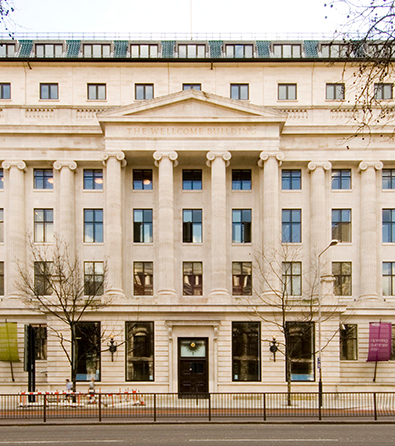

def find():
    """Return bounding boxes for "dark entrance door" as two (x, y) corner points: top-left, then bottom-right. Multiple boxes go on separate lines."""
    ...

(178, 338), (208, 395)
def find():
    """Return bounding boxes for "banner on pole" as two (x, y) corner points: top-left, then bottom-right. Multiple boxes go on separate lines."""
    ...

(367, 322), (392, 362)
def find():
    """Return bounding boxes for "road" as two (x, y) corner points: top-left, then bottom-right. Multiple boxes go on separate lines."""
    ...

(0, 424), (394, 445)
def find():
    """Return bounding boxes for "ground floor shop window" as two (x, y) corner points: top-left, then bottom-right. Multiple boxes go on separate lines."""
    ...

(74, 322), (101, 381)
(126, 322), (154, 381)
(286, 321), (315, 381)
(340, 324), (358, 360)
(232, 322), (261, 381)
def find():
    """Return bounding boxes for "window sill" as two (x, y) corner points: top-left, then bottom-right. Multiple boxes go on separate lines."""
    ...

(87, 99), (108, 102)
(33, 242), (54, 246)
(182, 242), (203, 246)
(132, 242), (154, 246)
(83, 242), (104, 246)
(335, 242), (352, 246)
(38, 99), (60, 102)
(281, 189), (302, 192)
(281, 242), (302, 246)
(83, 189), (104, 193)
(33, 189), (54, 192)
(232, 189), (252, 192)
(232, 242), (253, 246)
(277, 99), (298, 102)
(0, 99), (11, 102)
(182, 189), (203, 193)
(382, 189), (395, 192)
(132, 189), (153, 192)
(331, 189), (352, 192)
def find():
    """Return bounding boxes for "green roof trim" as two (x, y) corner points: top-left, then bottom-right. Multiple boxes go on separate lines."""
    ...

(114, 40), (128, 58)
(161, 41), (175, 58)
(66, 40), (81, 58)
(256, 41), (271, 58)
(209, 41), (223, 58)
(18, 40), (33, 58)
(304, 40), (319, 58)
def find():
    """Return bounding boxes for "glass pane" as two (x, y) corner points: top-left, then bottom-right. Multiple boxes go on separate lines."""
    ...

(84, 45), (92, 57)
(240, 85), (248, 100)
(102, 45), (110, 57)
(193, 224), (202, 243)
(180, 340), (206, 357)
(288, 85), (296, 100)
(273, 45), (282, 57)
(283, 45), (292, 57)
(36, 45), (44, 57)
(231, 85), (239, 99)
(98, 85), (106, 100)
(292, 45), (301, 57)
(187, 45), (196, 58)
(41, 84), (49, 99)
(55, 45), (63, 57)
(45, 44), (54, 58)
(245, 45), (253, 57)
(140, 45), (149, 57)
(278, 85), (287, 100)
(92, 45), (101, 57)
(131, 45), (139, 57)
(226, 45), (234, 57)
(88, 85), (96, 100)
(235, 45), (244, 58)
(146, 85), (153, 99)
(50, 84), (58, 99)
(179, 45), (186, 58)
(150, 45), (157, 57)
(197, 45), (205, 57)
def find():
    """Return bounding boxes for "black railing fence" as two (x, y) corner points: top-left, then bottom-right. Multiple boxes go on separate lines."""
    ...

(1, 391), (394, 422)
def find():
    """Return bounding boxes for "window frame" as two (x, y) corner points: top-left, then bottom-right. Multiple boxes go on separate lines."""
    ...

(35, 43), (63, 58)
(183, 261), (203, 296)
(281, 169), (301, 190)
(34, 261), (52, 295)
(182, 84), (201, 91)
(332, 209), (352, 243)
(232, 169), (252, 191)
(34, 209), (54, 243)
(83, 209), (103, 243)
(130, 44), (158, 58)
(135, 84), (154, 100)
(182, 169), (202, 191)
(83, 44), (110, 58)
(331, 169), (351, 190)
(273, 44), (301, 58)
(326, 83), (345, 100)
(34, 169), (53, 190)
(332, 261), (352, 296)
(133, 169), (153, 190)
(133, 261), (153, 296)
(83, 169), (103, 190)
(183, 209), (203, 243)
(133, 209), (153, 243)
(84, 261), (104, 296)
(232, 321), (261, 382)
(40, 83), (59, 100)
(125, 321), (154, 381)
(232, 261), (252, 296)
(230, 84), (249, 100)
(232, 209), (252, 243)
(87, 83), (106, 101)
(0, 83), (10, 99)
(74, 321), (101, 382)
(340, 324), (358, 360)
(0, 43), (15, 57)
(282, 261), (302, 296)
(278, 83), (297, 100)
(178, 44), (206, 58)
(285, 321), (315, 382)
(383, 262), (395, 296)
(374, 83), (393, 100)
(225, 44), (254, 58)
(33, 324), (47, 360)
(282, 209), (301, 243)
(383, 209), (395, 243)
(382, 169), (395, 189)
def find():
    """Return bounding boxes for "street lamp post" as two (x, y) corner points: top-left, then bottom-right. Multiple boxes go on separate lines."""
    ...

(317, 239), (338, 407)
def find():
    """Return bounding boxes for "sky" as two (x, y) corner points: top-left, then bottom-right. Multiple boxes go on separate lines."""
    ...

(6, 0), (348, 39)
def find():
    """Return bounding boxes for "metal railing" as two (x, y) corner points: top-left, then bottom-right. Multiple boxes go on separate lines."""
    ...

(0, 391), (394, 422)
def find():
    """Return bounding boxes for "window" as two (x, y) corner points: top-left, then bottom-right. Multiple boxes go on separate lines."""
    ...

(87, 84), (106, 100)
(0, 44), (15, 57)
(0, 83), (10, 99)
(178, 44), (206, 58)
(135, 84), (154, 100)
(232, 170), (251, 190)
(326, 83), (345, 100)
(340, 324), (358, 360)
(34, 261), (52, 295)
(282, 209), (301, 243)
(232, 262), (252, 296)
(383, 209), (395, 243)
(133, 262), (153, 296)
(332, 209), (351, 243)
(182, 84), (201, 91)
(331, 169), (351, 190)
(84, 209), (103, 243)
(133, 209), (153, 243)
(282, 170), (301, 190)
(84, 262), (104, 296)
(35, 44), (63, 58)
(273, 44), (301, 58)
(33, 325), (47, 360)
(382, 169), (395, 189)
(230, 84), (249, 100)
(83, 169), (103, 190)
(383, 262), (395, 296)
(126, 322), (154, 381)
(232, 322), (261, 381)
(75, 322), (101, 381)
(40, 83), (58, 100)
(34, 169), (53, 190)
(183, 262), (203, 296)
(0, 262), (3, 296)
(332, 262), (352, 296)
(133, 169), (152, 190)
(286, 322), (314, 381)
(0, 169), (3, 189)
(321, 44), (353, 58)
(374, 83), (393, 100)
(183, 209), (202, 243)
(0, 208), (3, 243)
(232, 209), (251, 243)
(278, 84), (297, 100)
(282, 262), (302, 296)
(131, 44), (158, 58)
(226, 44), (253, 58)
(83, 44), (110, 58)
(183, 170), (202, 190)
(34, 209), (54, 243)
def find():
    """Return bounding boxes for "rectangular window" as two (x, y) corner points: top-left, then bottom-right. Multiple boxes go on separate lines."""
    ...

(382, 169), (395, 189)
(126, 321), (154, 381)
(133, 169), (153, 190)
(282, 169), (301, 190)
(278, 84), (297, 100)
(84, 209), (103, 243)
(282, 262), (302, 296)
(34, 261), (52, 295)
(182, 169), (202, 190)
(0, 169), (3, 189)
(383, 209), (395, 242)
(34, 209), (54, 243)
(226, 44), (253, 58)
(282, 209), (301, 243)
(232, 169), (251, 190)
(131, 44), (158, 58)
(183, 262), (203, 296)
(133, 209), (153, 243)
(230, 84), (249, 100)
(332, 262), (352, 296)
(133, 262), (153, 296)
(0, 44), (15, 57)
(83, 44), (110, 58)
(135, 84), (154, 100)
(84, 261), (104, 296)
(35, 44), (63, 58)
(0, 208), (4, 243)
(83, 169), (103, 190)
(273, 44), (301, 58)
(0, 262), (4, 296)
(232, 262), (252, 296)
(232, 209), (251, 243)
(40, 83), (58, 100)
(34, 169), (53, 190)
(182, 84), (201, 91)
(183, 209), (202, 243)
(374, 83), (393, 100)
(383, 262), (395, 296)
(232, 322), (260, 381)
(321, 44), (352, 58)
(286, 322), (314, 382)
(0, 83), (10, 99)
(33, 325), (47, 360)
(75, 322), (101, 381)
(332, 209), (351, 243)
(326, 83), (345, 100)
(340, 324), (358, 360)
(331, 169), (351, 190)
(87, 84), (106, 100)
(178, 44), (206, 58)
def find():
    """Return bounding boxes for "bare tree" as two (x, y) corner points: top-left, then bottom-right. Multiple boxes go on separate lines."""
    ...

(0, 0), (14, 36)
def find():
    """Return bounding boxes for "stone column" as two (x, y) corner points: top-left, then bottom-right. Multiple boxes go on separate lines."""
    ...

(102, 152), (126, 296)
(153, 151), (178, 297)
(358, 161), (383, 300)
(206, 151), (231, 297)
(53, 161), (77, 253)
(2, 160), (26, 300)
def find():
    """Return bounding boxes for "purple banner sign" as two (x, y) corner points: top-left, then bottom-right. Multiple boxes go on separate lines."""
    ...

(367, 322), (392, 362)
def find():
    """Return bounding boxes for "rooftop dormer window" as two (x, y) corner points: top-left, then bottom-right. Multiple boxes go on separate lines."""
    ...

(35, 44), (63, 58)
(321, 44), (353, 58)
(83, 44), (111, 58)
(0, 43), (15, 57)
(131, 44), (158, 58)
(273, 44), (301, 58)
(225, 44), (253, 58)
(178, 44), (206, 58)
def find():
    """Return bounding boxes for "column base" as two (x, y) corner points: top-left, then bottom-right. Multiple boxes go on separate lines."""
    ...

(358, 293), (383, 302)
(0, 294), (24, 308)
(209, 288), (230, 299)
(157, 289), (177, 297)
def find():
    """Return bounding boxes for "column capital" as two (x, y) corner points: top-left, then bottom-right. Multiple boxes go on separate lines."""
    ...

(101, 151), (127, 167)
(358, 160), (383, 172)
(206, 151), (231, 167)
(2, 160), (26, 171)
(53, 160), (77, 171)
(258, 151), (284, 167)
(153, 151), (178, 167)
(307, 161), (332, 172)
